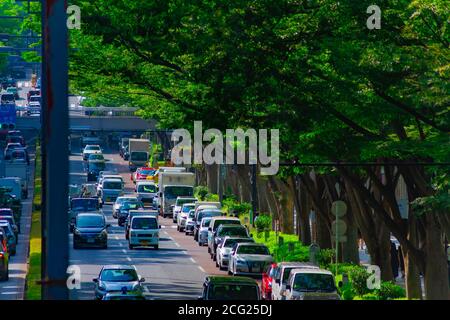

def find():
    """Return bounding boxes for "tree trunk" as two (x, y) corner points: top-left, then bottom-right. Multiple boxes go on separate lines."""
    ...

(424, 213), (449, 300)
(206, 164), (218, 194)
(298, 182), (312, 245)
(405, 214), (422, 299)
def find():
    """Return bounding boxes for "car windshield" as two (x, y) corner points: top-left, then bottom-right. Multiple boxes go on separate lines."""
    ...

(71, 199), (98, 211)
(182, 205), (195, 213)
(292, 273), (336, 292)
(237, 245), (269, 255)
(89, 154), (104, 160)
(213, 220), (240, 231)
(116, 198), (137, 204)
(164, 186), (193, 199)
(224, 238), (254, 248)
(201, 219), (212, 227)
(101, 269), (138, 282)
(218, 227), (247, 237)
(130, 152), (147, 161)
(103, 181), (122, 189)
(176, 198), (196, 206)
(123, 202), (143, 210)
(85, 146), (100, 151)
(137, 184), (157, 193)
(89, 162), (105, 170)
(76, 215), (104, 228)
(139, 169), (155, 175)
(198, 211), (222, 222)
(132, 217), (157, 229)
(208, 284), (258, 300)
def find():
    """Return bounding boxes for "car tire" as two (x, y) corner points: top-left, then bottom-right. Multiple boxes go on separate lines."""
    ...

(177, 225), (180, 231)
(198, 241), (202, 247)
(208, 247), (211, 254)
(154, 245), (159, 250)
(215, 259), (219, 268)
(212, 254), (216, 261)
(228, 269), (232, 276)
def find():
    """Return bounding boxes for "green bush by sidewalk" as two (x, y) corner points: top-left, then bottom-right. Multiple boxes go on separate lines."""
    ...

(25, 145), (42, 300)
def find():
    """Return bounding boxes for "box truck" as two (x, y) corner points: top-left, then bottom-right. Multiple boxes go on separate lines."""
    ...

(128, 139), (150, 171)
(158, 171), (195, 218)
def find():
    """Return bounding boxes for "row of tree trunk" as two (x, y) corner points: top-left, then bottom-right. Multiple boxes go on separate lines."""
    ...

(195, 163), (449, 300)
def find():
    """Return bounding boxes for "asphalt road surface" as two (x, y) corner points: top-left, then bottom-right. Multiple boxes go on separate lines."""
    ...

(68, 141), (228, 300)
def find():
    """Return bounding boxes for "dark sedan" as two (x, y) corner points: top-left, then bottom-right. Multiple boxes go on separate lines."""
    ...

(73, 213), (110, 249)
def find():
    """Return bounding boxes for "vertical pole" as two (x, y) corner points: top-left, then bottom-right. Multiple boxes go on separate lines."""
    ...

(251, 164), (258, 227)
(41, 0), (69, 300)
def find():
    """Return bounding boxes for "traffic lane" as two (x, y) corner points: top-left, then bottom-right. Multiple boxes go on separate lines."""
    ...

(68, 148), (205, 300)
(69, 204), (205, 300)
(0, 145), (35, 300)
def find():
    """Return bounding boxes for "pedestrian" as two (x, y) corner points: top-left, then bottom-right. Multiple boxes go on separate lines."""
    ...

(390, 240), (399, 279)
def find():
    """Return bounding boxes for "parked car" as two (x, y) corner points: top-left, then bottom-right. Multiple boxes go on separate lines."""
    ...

(197, 217), (212, 246)
(82, 144), (102, 161)
(125, 210), (157, 240)
(0, 215), (19, 237)
(228, 243), (273, 277)
(211, 224), (250, 261)
(118, 200), (144, 227)
(93, 265), (145, 300)
(0, 230), (9, 281)
(198, 276), (261, 300)
(176, 203), (197, 232)
(271, 262), (320, 300)
(112, 196), (139, 219)
(193, 208), (224, 242)
(184, 209), (196, 235)
(207, 216), (241, 256)
(0, 222), (16, 255)
(135, 181), (158, 207)
(128, 215), (160, 250)
(172, 197), (198, 223)
(261, 263), (277, 300)
(73, 213), (110, 249)
(284, 268), (341, 300)
(216, 236), (255, 270)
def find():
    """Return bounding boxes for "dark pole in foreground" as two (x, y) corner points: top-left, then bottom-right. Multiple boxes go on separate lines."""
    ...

(41, 0), (69, 300)
(251, 164), (258, 226)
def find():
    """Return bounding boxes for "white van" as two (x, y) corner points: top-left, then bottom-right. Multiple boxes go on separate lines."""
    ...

(128, 215), (160, 250)
(284, 268), (341, 300)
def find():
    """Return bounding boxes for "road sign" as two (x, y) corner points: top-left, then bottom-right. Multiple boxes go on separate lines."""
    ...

(331, 200), (347, 217)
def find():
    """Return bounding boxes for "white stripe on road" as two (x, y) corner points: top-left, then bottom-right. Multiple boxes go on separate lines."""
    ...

(198, 266), (206, 273)
(126, 257), (132, 262)
(121, 249), (127, 254)
(174, 242), (180, 247)
(190, 257), (196, 263)
(114, 235), (119, 240)
(1, 292), (20, 295)
(118, 242), (123, 247)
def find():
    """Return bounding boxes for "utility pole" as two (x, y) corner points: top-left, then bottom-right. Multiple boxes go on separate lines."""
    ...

(250, 164), (258, 226)
(40, 0), (69, 300)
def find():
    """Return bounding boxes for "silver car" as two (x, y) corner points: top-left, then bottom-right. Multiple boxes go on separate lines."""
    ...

(228, 243), (273, 276)
(197, 217), (212, 246)
(216, 236), (255, 270)
(184, 209), (196, 235)
(93, 265), (145, 300)
(112, 196), (139, 219)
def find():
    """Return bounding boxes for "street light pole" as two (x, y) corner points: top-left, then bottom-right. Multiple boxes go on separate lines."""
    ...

(41, 0), (69, 300)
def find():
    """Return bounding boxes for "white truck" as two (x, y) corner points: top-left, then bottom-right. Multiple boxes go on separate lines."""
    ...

(158, 171), (195, 218)
(128, 139), (150, 171)
(0, 162), (29, 199)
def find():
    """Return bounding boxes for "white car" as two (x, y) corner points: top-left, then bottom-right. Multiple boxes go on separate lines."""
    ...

(128, 215), (160, 250)
(228, 243), (273, 276)
(83, 144), (102, 160)
(184, 209), (196, 235)
(176, 203), (196, 232)
(216, 236), (254, 270)
(172, 197), (197, 223)
(271, 262), (320, 300)
(284, 268), (341, 300)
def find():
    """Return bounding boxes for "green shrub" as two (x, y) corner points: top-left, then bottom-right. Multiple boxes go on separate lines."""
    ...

(339, 282), (356, 300)
(194, 186), (209, 200)
(354, 293), (380, 300)
(205, 193), (219, 201)
(317, 249), (335, 268)
(375, 281), (406, 300)
(348, 267), (372, 296)
(255, 214), (272, 232)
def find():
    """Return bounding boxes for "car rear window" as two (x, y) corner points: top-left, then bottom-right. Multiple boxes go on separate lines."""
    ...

(237, 245), (269, 255)
(213, 219), (240, 231)
(208, 284), (258, 300)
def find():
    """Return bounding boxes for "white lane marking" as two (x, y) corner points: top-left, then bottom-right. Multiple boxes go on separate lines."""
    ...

(143, 286), (150, 293)
(118, 242), (123, 247)
(1, 292), (20, 295)
(121, 249), (127, 254)
(198, 266), (206, 273)
(1, 286), (20, 289)
(174, 242), (180, 248)
(114, 235), (119, 240)
(189, 257), (196, 263)
(126, 257), (132, 262)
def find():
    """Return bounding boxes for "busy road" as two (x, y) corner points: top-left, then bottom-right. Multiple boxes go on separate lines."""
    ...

(68, 141), (229, 300)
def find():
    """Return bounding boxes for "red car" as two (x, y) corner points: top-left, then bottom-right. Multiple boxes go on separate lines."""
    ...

(132, 167), (156, 183)
(261, 262), (277, 300)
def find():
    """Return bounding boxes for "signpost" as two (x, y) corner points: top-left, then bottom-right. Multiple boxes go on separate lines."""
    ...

(331, 200), (347, 276)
